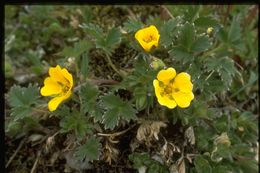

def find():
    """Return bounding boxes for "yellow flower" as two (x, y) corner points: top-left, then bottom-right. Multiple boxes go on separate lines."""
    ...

(135, 25), (160, 52)
(207, 27), (213, 34)
(40, 65), (73, 111)
(153, 68), (194, 109)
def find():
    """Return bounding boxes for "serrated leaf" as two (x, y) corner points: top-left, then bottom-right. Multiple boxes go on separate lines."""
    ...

(194, 16), (219, 28)
(90, 104), (103, 123)
(80, 82), (99, 114)
(123, 18), (143, 33)
(103, 108), (120, 129)
(192, 35), (211, 52)
(11, 106), (32, 121)
(101, 94), (137, 129)
(60, 40), (92, 58)
(9, 84), (39, 107)
(179, 22), (195, 51)
(204, 56), (237, 88)
(79, 23), (103, 40)
(228, 16), (241, 43)
(74, 136), (101, 162)
(160, 19), (179, 47)
(106, 27), (121, 46)
(60, 111), (91, 139)
(96, 27), (121, 56)
(169, 46), (194, 64)
(8, 84), (39, 120)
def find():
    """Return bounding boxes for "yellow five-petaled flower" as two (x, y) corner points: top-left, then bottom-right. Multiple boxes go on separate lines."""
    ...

(153, 68), (194, 109)
(40, 65), (73, 112)
(135, 25), (160, 52)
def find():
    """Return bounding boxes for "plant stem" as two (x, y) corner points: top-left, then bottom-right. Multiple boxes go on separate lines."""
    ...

(105, 53), (125, 77)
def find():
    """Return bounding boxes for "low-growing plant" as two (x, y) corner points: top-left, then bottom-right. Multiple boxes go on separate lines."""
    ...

(5, 5), (258, 173)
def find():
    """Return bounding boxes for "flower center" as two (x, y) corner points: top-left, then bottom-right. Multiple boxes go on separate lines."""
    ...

(160, 82), (180, 98)
(164, 85), (173, 94)
(143, 35), (155, 43)
(57, 81), (70, 94)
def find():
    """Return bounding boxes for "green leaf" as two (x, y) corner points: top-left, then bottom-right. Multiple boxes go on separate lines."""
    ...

(8, 84), (40, 120)
(194, 16), (219, 28)
(103, 108), (120, 130)
(74, 136), (101, 162)
(80, 82), (99, 114)
(159, 18), (180, 47)
(169, 46), (194, 63)
(204, 56), (237, 89)
(105, 27), (121, 49)
(192, 35), (211, 52)
(96, 27), (121, 55)
(228, 16), (241, 44)
(217, 28), (228, 43)
(60, 40), (92, 58)
(60, 110), (91, 139)
(79, 23), (103, 40)
(134, 87), (147, 111)
(123, 18), (143, 33)
(179, 22), (195, 51)
(194, 156), (212, 173)
(184, 5), (201, 22)
(9, 84), (39, 107)
(101, 94), (137, 129)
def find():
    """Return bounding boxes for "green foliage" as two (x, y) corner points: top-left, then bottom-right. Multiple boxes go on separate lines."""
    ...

(194, 155), (212, 173)
(4, 5), (258, 173)
(129, 153), (169, 173)
(79, 83), (103, 122)
(80, 23), (121, 56)
(74, 136), (101, 162)
(60, 110), (93, 140)
(194, 16), (219, 28)
(118, 55), (157, 111)
(204, 56), (237, 89)
(60, 40), (92, 58)
(123, 18), (143, 33)
(8, 84), (40, 121)
(101, 94), (137, 129)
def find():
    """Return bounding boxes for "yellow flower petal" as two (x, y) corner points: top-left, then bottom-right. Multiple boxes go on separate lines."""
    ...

(135, 25), (160, 52)
(172, 91), (194, 108)
(157, 67), (176, 83)
(173, 72), (193, 92)
(61, 68), (73, 88)
(48, 91), (72, 112)
(153, 80), (177, 109)
(49, 65), (69, 84)
(40, 77), (62, 96)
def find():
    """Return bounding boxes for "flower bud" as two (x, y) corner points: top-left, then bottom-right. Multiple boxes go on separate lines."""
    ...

(150, 56), (165, 70)
(207, 27), (213, 34)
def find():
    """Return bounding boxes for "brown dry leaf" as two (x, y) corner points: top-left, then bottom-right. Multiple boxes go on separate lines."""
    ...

(103, 138), (119, 165)
(177, 158), (185, 173)
(184, 126), (195, 145)
(70, 15), (79, 29)
(136, 121), (167, 145)
(160, 141), (181, 163)
(45, 135), (56, 153)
